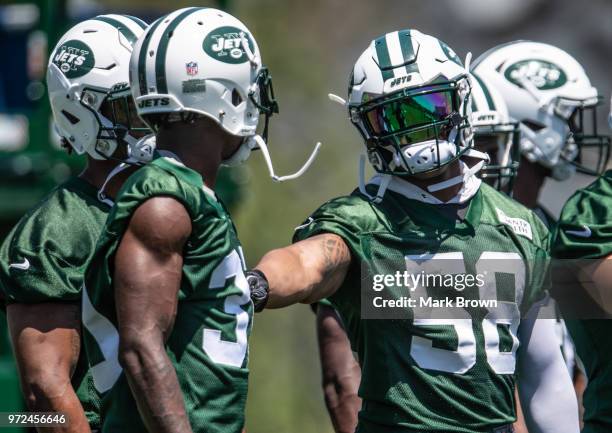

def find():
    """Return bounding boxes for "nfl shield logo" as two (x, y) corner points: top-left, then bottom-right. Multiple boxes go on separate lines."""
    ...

(186, 62), (198, 76)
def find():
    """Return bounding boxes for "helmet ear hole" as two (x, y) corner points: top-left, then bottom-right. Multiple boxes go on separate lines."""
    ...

(231, 88), (243, 107)
(61, 110), (80, 125)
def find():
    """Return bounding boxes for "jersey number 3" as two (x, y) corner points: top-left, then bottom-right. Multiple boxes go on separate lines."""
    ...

(202, 249), (250, 368)
(83, 249), (250, 393)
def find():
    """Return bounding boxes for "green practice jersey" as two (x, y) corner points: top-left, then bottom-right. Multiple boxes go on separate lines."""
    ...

(0, 176), (107, 428)
(294, 180), (550, 433)
(82, 155), (252, 433)
(552, 170), (612, 433)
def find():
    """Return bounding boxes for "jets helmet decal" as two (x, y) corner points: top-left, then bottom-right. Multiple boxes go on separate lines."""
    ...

(47, 14), (150, 161)
(129, 7), (320, 181)
(472, 41), (610, 179)
(340, 29), (490, 201)
(347, 30), (481, 178)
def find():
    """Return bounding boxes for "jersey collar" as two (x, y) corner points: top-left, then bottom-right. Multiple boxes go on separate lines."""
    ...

(367, 164), (483, 232)
(367, 160), (482, 205)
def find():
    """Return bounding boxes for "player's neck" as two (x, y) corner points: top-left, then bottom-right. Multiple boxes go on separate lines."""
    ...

(79, 157), (137, 199)
(407, 160), (464, 203)
(156, 128), (223, 189)
(513, 156), (547, 209)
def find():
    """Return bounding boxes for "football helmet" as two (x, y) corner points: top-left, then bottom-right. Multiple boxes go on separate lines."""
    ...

(47, 14), (150, 160)
(470, 71), (520, 193)
(472, 41), (610, 179)
(129, 7), (319, 181)
(347, 29), (479, 178)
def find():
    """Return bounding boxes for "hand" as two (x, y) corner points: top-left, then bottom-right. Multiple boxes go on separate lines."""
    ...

(246, 269), (269, 312)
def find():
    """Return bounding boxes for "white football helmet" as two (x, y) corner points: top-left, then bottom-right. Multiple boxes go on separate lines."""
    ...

(470, 71), (520, 193)
(347, 29), (478, 178)
(129, 7), (319, 181)
(47, 14), (150, 160)
(472, 41), (610, 180)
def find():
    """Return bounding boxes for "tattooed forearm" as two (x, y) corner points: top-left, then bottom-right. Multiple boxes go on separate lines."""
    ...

(321, 236), (351, 279)
(256, 233), (351, 308)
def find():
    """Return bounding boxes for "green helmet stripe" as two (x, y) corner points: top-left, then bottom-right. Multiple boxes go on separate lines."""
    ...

(398, 30), (419, 75)
(155, 7), (205, 94)
(439, 40), (463, 67)
(138, 16), (165, 96)
(472, 72), (496, 111)
(374, 36), (394, 81)
(92, 16), (138, 45)
(123, 15), (147, 29)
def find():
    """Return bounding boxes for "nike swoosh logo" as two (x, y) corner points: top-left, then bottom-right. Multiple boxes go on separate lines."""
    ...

(9, 258), (30, 270)
(565, 225), (592, 238)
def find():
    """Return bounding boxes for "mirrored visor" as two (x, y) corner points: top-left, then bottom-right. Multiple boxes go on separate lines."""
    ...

(363, 88), (456, 137)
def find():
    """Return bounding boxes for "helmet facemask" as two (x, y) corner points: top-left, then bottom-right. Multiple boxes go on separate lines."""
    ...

(562, 97), (611, 175)
(474, 121), (520, 194)
(248, 66), (279, 144)
(353, 77), (474, 177)
(94, 87), (150, 157)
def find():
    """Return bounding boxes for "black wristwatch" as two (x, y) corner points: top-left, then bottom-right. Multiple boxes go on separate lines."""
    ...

(246, 269), (269, 312)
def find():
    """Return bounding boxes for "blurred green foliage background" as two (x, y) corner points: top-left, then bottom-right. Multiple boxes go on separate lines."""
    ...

(0, 1), (611, 432)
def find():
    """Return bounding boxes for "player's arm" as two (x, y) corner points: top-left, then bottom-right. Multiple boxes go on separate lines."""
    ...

(253, 233), (351, 309)
(114, 197), (193, 433)
(316, 305), (361, 433)
(7, 302), (91, 433)
(516, 301), (580, 433)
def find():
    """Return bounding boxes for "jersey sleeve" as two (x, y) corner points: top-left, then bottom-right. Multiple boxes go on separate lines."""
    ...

(0, 217), (93, 304)
(105, 161), (203, 237)
(292, 194), (369, 255)
(293, 194), (374, 312)
(552, 175), (612, 259)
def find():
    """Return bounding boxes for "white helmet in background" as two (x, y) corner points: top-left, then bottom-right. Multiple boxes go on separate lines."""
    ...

(129, 7), (319, 181)
(347, 29), (480, 178)
(470, 71), (520, 193)
(47, 14), (150, 160)
(472, 41), (610, 180)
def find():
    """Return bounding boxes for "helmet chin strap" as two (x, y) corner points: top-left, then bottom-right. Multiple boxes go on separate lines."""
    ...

(359, 154), (392, 203)
(359, 149), (489, 202)
(328, 93), (348, 106)
(252, 134), (322, 182)
(96, 134), (158, 206)
(240, 32), (260, 67)
(464, 52), (472, 73)
(518, 75), (550, 110)
(97, 162), (131, 206)
(426, 149), (488, 193)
